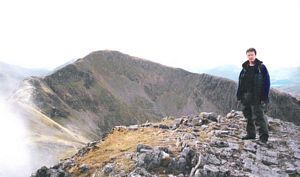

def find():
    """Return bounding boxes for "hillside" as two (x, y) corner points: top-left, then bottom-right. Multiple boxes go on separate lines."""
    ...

(32, 110), (300, 177)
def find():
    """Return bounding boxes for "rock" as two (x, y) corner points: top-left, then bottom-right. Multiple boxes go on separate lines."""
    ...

(206, 153), (221, 165)
(176, 137), (182, 148)
(61, 159), (75, 169)
(103, 163), (115, 174)
(183, 119), (189, 126)
(261, 156), (279, 166)
(129, 172), (141, 177)
(182, 133), (197, 140)
(211, 140), (229, 148)
(294, 152), (300, 159)
(219, 149), (233, 159)
(286, 167), (297, 174)
(201, 112), (218, 122)
(202, 165), (220, 176)
(130, 167), (156, 177)
(228, 142), (240, 150)
(80, 164), (90, 173)
(161, 151), (171, 166)
(137, 144), (152, 152)
(191, 117), (202, 126)
(243, 158), (254, 172)
(159, 124), (169, 129)
(180, 147), (195, 159)
(226, 110), (238, 119)
(129, 125), (139, 130)
(136, 146), (172, 170)
(177, 157), (187, 172)
(32, 166), (49, 177)
(201, 125), (209, 129)
(216, 115), (223, 123)
(31, 166), (69, 177)
(174, 118), (184, 127)
(77, 143), (96, 157)
(215, 130), (231, 138)
(141, 122), (152, 127)
(244, 141), (257, 153)
(114, 126), (128, 131)
(264, 150), (279, 157)
(116, 171), (127, 177)
(257, 149), (279, 166)
(193, 128), (200, 132)
(87, 141), (98, 147)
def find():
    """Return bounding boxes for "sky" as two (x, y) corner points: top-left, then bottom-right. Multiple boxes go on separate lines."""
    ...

(0, 0), (300, 71)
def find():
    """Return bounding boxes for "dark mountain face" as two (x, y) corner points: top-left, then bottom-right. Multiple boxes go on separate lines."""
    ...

(13, 50), (300, 144)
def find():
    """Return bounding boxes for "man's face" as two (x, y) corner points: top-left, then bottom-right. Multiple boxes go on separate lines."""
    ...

(247, 51), (256, 62)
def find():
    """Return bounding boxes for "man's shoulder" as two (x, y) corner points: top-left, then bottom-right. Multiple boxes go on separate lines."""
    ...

(258, 63), (267, 70)
(260, 63), (266, 67)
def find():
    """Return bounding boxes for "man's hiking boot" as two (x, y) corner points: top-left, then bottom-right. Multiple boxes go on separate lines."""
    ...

(242, 135), (256, 140)
(259, 135), (268, 143)
(256, 139), (268, 146)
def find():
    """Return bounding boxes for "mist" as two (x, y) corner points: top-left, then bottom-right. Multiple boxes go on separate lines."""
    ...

(0, 76), (49, 176)
(0, 97), (31, 177)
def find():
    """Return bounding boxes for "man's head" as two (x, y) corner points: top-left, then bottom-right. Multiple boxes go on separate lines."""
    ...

(246, 48), (256, 63)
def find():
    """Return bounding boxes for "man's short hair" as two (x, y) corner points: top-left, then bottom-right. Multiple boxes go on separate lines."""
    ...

(246, 48), (257, 55)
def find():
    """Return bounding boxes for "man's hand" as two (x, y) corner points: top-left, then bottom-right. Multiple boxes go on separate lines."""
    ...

(261, 100), (269, 113)
(237, 100), (242, 110)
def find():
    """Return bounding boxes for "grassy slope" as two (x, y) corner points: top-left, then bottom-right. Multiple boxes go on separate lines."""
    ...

(67, 119), (180, 176)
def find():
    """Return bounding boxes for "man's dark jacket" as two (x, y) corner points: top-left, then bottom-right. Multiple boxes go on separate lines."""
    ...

(237, 59), (270, 104)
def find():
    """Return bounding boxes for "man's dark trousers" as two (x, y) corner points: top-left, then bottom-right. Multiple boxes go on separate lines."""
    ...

(242, 103), (269, 140)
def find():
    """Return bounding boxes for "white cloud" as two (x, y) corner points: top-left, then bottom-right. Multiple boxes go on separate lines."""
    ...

(0, 0), (299, 70)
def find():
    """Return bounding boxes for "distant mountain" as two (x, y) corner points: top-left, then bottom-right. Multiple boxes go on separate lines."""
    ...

(11, 50), (300, 168)
(274, 67), (300, 96)
(198, 65), (300, 96)
(199, 65), (240, 81)
(0, 62), (49, 96)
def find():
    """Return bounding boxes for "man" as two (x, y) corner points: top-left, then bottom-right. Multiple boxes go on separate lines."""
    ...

(237, 48), (270, 143)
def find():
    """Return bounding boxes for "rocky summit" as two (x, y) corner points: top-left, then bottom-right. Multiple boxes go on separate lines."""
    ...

(31, 110), (300, 177)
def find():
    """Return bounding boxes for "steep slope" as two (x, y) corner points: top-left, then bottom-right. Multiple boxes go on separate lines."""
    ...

(32, 110), (300, 177)
(13, 50), (300, 143)
(7, 79), (89, 172)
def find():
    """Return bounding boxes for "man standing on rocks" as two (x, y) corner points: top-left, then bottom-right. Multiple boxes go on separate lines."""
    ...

(237, 48), (270, 143)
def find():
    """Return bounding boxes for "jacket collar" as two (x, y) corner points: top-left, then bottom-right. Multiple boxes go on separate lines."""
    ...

(242, 58), (263, 68)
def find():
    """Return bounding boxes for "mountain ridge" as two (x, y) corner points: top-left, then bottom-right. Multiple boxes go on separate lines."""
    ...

(13, 50), (300, 140)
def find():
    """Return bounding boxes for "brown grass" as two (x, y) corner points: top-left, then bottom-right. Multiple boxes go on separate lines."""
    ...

(68, 127), (178, 176)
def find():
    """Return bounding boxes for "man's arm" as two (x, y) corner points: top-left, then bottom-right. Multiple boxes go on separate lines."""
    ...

(236, 70), (243, 101)
(261, 64), (270, 102)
